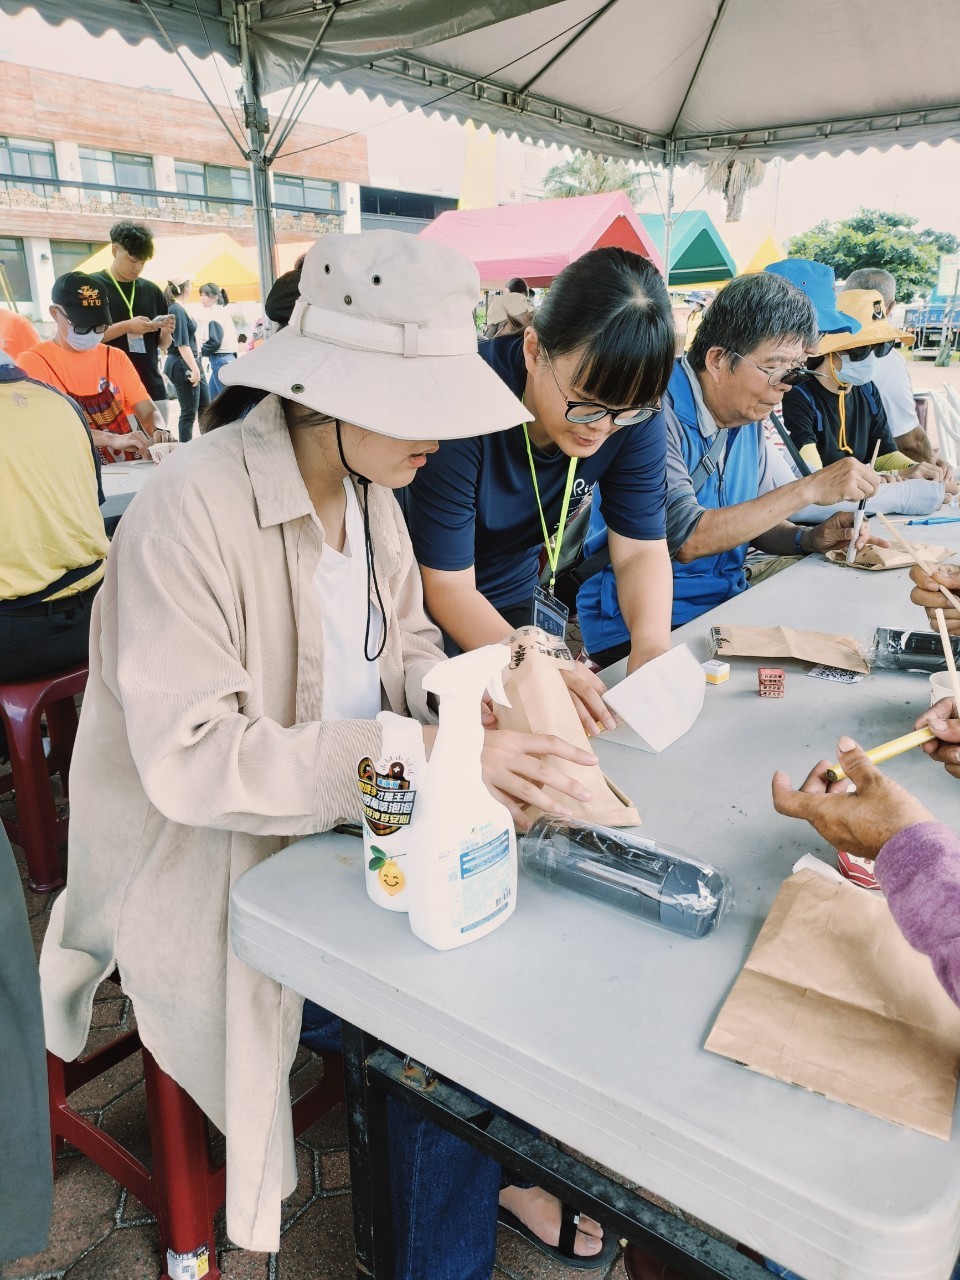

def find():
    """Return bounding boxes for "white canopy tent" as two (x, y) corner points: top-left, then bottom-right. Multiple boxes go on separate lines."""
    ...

(4, 0), (958, 293)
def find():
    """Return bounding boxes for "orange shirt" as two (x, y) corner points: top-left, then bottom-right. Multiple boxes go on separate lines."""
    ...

(19, 340), (149, 411)
(0, 308), (41, 360)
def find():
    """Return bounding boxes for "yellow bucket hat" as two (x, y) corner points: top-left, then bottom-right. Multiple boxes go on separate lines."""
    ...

(817, 289), (914, 354)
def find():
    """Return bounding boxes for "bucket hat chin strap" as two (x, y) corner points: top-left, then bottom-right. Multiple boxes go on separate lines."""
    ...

(335, 420), (387, 663)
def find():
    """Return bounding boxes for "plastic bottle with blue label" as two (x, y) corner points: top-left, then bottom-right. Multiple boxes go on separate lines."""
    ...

(406, 644), (517, 951)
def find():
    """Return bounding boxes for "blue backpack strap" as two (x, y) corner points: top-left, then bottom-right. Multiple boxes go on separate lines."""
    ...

(791, 382), (824, 440)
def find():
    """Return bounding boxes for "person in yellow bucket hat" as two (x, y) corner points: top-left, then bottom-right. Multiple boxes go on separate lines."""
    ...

(781, 286), (952, 488)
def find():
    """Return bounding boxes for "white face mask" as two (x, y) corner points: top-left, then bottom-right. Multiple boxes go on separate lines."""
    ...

(64, 324), (105, 352)
(835, 351), (879, 387)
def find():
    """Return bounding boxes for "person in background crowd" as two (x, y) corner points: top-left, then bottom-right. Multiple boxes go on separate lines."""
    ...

(18, 272), (166, 462)
(0, 306), (40, 360)
(93, 221), (175, 421)
(844, 266), (942, 467)
(163, 276), (209, 442)
(483, 290), (534, 340)
(575, 273), (884, 664)
(264, 254), (307, 332)
(38, 231), (609, 1278)
(198, 281), (239, 397)
(506, 275), (532, 299)
(772, 263), (946, 483)
(0, 348), (108, 681)
(405, 247), (676, 736)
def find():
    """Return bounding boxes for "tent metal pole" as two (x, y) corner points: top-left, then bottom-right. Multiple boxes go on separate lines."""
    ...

(236, 1), (278, 313)
(661, 143), (676, 285)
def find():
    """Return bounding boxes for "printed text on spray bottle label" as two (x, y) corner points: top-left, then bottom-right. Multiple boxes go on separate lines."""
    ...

(459, 830), (512, 933)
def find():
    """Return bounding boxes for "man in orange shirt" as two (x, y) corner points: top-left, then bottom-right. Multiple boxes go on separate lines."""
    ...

(0, 307), (40, 360)
(18, 273), (168, 462)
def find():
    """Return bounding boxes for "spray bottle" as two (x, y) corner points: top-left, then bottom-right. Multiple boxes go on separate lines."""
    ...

(406, 644), (517, 951)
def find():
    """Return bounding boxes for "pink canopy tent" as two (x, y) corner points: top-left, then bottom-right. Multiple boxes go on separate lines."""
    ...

(418, 192), (664, 288)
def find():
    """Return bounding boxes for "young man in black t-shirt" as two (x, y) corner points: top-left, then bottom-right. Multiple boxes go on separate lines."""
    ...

(92, 222), (174, 413)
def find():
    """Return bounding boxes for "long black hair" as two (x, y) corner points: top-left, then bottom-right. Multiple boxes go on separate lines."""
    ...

(530, 247), (675, 407)
(199, 281), (229, 306)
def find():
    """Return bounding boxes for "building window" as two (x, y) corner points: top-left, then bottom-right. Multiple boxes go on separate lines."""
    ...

(174, 161), (251, 215)
(0, 136), (58, 197)
(0, 236), (32, 304)
(79, 147), (156, 207)
(50, 239), (108, 279)
(273, 174), (339, 212)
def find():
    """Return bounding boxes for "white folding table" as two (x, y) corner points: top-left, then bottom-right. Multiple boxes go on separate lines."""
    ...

(232, 531), (960, 1280)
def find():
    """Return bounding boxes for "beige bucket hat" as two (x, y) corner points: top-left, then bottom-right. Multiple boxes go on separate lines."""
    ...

(220, 230), (531, 440)
(818, 289), (914, 354)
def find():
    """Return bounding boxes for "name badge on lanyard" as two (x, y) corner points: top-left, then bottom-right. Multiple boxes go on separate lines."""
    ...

(523, 424), (577, 642)
(532, 585), (569, 638)
(127, 334), (147, 354)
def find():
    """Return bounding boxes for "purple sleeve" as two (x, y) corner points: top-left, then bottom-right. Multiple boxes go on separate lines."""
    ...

(874, 821), (960, 1008)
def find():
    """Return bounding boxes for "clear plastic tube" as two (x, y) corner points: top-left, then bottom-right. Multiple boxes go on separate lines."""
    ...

(519, 817), (731, 939)
(872, 628), (960, 672)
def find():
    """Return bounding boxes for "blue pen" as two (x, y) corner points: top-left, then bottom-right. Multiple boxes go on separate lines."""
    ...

(905, 516), (960, 525)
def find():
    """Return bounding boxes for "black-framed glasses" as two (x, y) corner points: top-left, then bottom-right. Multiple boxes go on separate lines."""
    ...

(845, 341), (897, 362)
(55, 307), (107, 336)
(731, 351), (812, 386)
(542, 348), (659, 427)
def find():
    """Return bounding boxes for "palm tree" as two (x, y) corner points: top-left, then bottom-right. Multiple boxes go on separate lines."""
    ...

(542, 153), (658, 204)
(696, 157), (765, 222)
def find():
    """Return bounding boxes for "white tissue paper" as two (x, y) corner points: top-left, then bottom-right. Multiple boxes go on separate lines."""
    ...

(600, 644), (705, 753)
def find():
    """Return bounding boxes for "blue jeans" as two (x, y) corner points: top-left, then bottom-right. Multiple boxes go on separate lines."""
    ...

(300, 1001), (501, 1280)
(207, 352), (236, 399)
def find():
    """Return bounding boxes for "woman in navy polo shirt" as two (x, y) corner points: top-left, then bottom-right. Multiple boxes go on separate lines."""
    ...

(405, 247), (675, 732)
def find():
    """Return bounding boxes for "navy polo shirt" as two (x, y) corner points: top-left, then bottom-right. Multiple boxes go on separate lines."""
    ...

(405, 332), (668, 610)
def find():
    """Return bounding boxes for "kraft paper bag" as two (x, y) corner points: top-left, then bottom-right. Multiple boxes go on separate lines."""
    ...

(825, 543), (954, 571)
(601, 645), (705, 754)
(705, 869), (960, 1139)
(493, 626), (641, 827)
(708, 624), (868, 674)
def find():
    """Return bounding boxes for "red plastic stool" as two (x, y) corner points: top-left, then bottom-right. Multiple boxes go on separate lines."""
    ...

(0, 662), (88, 892)
(48, 1007), (345, 1280)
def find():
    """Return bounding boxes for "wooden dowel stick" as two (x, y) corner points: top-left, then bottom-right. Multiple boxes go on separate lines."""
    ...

(825, 727), (936, 782)
(875, 512), (960, 614)
(934, 607), (960, 708)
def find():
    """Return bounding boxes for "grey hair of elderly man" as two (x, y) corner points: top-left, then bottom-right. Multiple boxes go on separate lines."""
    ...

(686, 272), (817, 373)
(845, 266), (897, 313)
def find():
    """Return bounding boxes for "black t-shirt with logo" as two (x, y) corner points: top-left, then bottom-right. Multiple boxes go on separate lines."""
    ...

(92, 272), (168, 402)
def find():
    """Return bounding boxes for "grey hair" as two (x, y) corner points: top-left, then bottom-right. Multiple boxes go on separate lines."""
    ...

(687, 273), (817, 372)
(844, 267), (896, 311)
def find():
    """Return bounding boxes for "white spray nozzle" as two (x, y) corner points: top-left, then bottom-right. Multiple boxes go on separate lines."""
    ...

(423, 643), (512, 710)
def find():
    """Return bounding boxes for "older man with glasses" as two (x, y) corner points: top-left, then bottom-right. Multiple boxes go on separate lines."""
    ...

(577, 270), (883, 667)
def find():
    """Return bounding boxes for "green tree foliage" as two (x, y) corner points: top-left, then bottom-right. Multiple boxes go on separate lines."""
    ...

(542, 153), (657, 204)
(788, 208), (960, 301)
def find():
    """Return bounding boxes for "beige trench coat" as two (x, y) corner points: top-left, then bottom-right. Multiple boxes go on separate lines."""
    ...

(40, 396), (443, 1250)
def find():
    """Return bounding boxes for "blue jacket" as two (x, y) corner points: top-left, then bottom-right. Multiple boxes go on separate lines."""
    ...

(577, 361), (765, 652)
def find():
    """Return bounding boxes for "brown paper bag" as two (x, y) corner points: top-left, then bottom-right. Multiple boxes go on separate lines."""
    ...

(825, 543), (954, 571)
(709, 624), (868, 673)
(705, 869), (960, 1139)
(493, 626), (641, 827)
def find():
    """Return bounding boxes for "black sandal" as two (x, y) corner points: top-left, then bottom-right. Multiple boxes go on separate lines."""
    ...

(498, 1203), (618, 1270)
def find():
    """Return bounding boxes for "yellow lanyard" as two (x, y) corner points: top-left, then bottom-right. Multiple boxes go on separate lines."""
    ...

(522, 424), (578, 595)
(106, 271), (137, 320)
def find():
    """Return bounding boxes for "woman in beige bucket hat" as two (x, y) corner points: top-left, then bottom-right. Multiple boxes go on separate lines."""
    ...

(39, 231), (609, 1275)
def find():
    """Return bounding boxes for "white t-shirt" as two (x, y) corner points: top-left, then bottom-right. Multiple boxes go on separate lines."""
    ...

(869, 349), (920, 438)
(313, 478), (383, 721)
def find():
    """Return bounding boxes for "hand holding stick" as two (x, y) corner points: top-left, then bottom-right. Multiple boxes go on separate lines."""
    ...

(875, 512), (960, 614)
(846, 440), (881, 564)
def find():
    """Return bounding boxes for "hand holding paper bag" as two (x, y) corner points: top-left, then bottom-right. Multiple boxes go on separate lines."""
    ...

(492, 627), (641, 827)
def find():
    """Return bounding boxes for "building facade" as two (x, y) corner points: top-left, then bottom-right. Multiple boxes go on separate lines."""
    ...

(0, 64), (370, 317)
